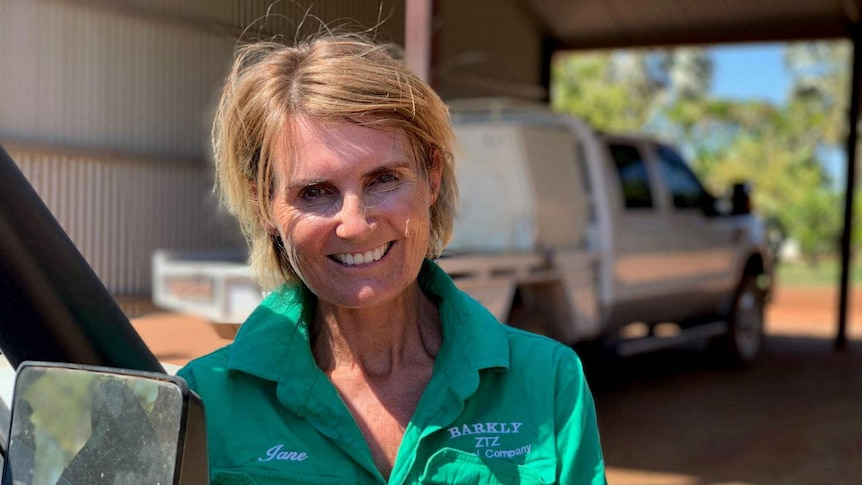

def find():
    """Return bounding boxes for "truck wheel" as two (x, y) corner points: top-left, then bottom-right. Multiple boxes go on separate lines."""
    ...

(713, 274), (765, 366)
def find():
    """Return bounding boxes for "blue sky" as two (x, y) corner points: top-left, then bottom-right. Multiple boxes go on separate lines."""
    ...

(711, 43), (789, 104)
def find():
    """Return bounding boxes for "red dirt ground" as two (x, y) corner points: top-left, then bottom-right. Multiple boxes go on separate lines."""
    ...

(131, 286), (862, 484)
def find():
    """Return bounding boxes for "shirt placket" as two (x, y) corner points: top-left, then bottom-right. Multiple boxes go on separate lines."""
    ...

(387, 352), (482, 484)
(277, 360), (386, 483)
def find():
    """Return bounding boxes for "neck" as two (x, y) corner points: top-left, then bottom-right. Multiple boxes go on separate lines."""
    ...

(311, 283), (441, 378)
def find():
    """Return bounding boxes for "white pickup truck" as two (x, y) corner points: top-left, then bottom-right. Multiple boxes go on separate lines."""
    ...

(154, 99), (773, 365)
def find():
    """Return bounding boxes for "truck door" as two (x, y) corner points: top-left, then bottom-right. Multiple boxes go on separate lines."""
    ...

(605, 139), (679, 325)
(652, 144), (737, 314)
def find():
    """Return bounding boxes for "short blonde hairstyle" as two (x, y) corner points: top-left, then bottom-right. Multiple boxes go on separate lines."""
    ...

(212, 33), (457, 290)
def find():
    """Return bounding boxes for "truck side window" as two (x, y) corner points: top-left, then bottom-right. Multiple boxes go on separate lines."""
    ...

(609, 143), (653, 209)
(656, 145), (705, 209)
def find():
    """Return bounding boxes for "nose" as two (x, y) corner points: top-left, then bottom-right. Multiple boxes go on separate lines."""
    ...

(336, 192), (375, 239)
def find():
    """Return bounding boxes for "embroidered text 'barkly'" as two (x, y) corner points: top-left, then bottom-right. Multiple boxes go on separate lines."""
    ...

(447, 422), (523, 439)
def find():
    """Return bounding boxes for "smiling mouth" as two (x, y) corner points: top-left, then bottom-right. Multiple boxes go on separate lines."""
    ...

(330, 242), (392, 266)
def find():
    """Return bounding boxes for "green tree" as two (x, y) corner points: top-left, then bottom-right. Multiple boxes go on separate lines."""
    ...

(551, 52), (650, 133)
(784, 41), (850, 145)
(552, 48), (712, 133)
(783, 41), (851, 257)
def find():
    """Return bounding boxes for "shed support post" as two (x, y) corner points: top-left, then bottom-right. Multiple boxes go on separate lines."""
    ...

(405, 0), (434, 84)
(539, 34), (559, 103)
(837, 25), (862, 350)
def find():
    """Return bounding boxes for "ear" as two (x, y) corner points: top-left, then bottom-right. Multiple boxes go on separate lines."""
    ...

(250, 182), (279, 236)
(427, 150), (444, 206)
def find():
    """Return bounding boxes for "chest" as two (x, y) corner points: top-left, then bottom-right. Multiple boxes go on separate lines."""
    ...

(328, 369), (432, 479)
(204, 367), (555, 484)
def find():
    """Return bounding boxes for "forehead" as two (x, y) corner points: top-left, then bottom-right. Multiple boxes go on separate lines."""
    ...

(273, 117), (415, 180)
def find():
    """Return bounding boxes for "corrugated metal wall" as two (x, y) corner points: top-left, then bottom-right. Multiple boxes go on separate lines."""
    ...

(0, 0), (405, 294)
(0, 0), (404, 156)
(0, 0), (236, 157)
(6, 144), (242, 294)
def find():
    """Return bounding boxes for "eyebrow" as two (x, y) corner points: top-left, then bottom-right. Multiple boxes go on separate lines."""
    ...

(286, 159), (415, 191)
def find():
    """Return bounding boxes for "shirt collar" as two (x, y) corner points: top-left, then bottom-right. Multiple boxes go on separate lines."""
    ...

(225, 259), (511, 397)
(224, 281), (314, 382)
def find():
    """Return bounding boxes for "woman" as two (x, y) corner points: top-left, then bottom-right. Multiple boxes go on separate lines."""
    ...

(179, 33), (606, 484)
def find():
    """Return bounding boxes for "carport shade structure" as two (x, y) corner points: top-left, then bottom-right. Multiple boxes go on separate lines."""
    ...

(409, 0), (862, 349)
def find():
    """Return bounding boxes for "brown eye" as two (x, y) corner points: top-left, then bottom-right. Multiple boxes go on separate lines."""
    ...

(374, 172), (398, 185)
(300, 185), (327, 201)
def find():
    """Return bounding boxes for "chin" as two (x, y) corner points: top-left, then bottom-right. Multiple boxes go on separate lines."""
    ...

(314, 275), (418, 310)
(337, 286), (403, 309)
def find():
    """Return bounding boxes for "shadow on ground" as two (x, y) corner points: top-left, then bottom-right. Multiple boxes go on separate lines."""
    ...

(588, 335), (862, 485)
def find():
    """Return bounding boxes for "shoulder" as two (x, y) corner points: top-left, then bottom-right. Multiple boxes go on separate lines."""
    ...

(176, 345), (233, 393)
(502, 324), (576, 353)
(500, 325), (588, 388)
(503, 325), (583, 364)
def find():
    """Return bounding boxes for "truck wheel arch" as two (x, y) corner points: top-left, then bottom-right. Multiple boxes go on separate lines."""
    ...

(713, 253), (770, 366)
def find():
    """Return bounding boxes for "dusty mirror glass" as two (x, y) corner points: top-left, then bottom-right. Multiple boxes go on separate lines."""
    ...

(4, 363), (183, 485)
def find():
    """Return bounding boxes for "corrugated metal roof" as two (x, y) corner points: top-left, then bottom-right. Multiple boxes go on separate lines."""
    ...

(523, 0), (862, 49)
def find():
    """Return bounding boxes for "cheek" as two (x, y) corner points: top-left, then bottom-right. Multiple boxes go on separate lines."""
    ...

(278, 213), (322, 254)
(272, 208), (323, 273)
(398, 195), (434, 249)
(385, 181), (432, 215)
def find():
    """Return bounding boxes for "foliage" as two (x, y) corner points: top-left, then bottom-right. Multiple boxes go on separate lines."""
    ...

(777, 257), (862, 287)
(551, 52), (652, 133)
(784, 42), (851, 145)
(552, 47), (712, 133)
(551, 42), (851, 264)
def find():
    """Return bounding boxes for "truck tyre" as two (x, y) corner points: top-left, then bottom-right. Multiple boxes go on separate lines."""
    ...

(713, 274), (765, 366)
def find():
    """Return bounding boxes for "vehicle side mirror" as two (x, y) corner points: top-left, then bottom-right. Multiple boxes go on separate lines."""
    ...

(698, 192), (720, 217)
(730, 182), (752, 215)
(3, 361), (208, 484)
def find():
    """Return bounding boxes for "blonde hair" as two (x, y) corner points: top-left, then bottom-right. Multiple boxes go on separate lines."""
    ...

(212, 33), (457, 290)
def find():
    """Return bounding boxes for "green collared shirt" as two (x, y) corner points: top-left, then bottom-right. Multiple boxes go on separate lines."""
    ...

(178, 259), (606, 484)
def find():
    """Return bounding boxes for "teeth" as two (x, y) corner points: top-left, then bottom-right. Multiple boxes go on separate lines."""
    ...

(334, 243), (389, 266)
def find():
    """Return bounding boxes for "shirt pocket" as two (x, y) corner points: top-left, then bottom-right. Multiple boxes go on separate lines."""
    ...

(418, 448), (551, 485)
(212, 468), (356, 485)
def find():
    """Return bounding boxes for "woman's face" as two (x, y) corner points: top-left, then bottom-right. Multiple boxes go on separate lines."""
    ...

(268, 118), (441, 309)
